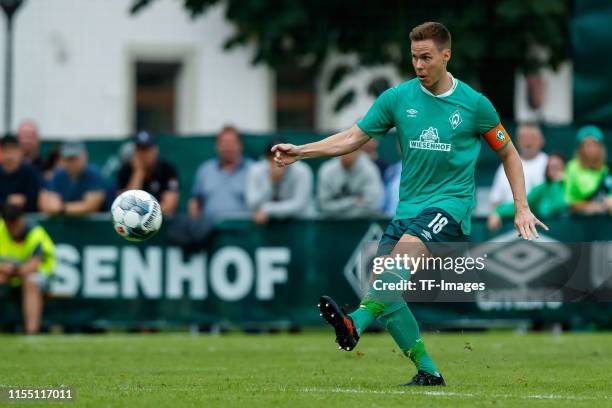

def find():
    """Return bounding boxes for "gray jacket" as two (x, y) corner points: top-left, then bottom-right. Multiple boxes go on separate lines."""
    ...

(246, 159), (313, 219)
(317, 153), (383, 218)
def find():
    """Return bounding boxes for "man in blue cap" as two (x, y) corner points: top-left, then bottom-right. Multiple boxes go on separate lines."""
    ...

(40, 141), (107, 215)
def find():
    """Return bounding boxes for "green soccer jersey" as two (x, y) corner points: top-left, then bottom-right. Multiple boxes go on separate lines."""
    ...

(357, 74), (508, 235)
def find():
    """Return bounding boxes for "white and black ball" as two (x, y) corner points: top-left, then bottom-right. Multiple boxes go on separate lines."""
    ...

(111, 190), (162, 242)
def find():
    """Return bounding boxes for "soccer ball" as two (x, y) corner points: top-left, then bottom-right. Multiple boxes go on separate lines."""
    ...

(111, 190), (162, 242)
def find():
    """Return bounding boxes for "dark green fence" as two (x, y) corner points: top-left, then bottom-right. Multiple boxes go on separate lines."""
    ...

(2, 215), (610, 329)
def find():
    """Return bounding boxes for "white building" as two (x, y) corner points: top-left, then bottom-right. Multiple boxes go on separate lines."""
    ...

(0, 0), (571, 139)
(4, 0), (275, 138)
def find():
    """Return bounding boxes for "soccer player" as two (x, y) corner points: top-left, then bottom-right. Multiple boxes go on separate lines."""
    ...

(271, 22), (548, 386)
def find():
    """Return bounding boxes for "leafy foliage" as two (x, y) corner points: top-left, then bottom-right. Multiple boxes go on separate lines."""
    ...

(131, 0), (570, 112)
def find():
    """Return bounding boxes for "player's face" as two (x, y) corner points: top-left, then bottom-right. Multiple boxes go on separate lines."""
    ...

(411, 40), (449, 89)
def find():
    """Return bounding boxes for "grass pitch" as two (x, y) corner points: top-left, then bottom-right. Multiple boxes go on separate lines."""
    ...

(1, 331), (611, 407)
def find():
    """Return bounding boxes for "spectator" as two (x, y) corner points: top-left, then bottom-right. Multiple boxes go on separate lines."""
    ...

(317, 149), (383, 217)
(382, 161), (402, 216)
(170, 126), (252, 248)
(488, 152), (568, 230)
(0, 204), (55, 334)
(246, 139), (313, 224)
(102, 141), (134, 183)
(362, 137), (388, 177)
(489, 123), (548, 208)
(41, 141), (107, 216)
(564, 125), (612, 215)
(0, 135), (41, 212)
(117, 131), (179, 215)
(17, 120), (43, 174)
(41, 144), (61, 183)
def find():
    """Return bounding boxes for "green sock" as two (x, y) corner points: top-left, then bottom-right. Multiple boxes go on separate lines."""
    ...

(348, 299), (382, 335)
(349, 265), (411, 335)
(384, 304), (439, 376)
(349, 265), (413, 335)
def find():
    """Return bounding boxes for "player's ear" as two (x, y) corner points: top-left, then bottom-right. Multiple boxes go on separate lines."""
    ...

(443, 48), (451, 64)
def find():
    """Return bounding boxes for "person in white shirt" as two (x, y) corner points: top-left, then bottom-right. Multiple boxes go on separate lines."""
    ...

(382, 161), (402, 216)
(489, 123), (548, 209)
(246, 140), (313, 224)
(317, 149), (383, 218)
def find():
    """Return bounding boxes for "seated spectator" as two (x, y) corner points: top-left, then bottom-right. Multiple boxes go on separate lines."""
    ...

(0, 135), (41, 212)
(362, 137), (388, 177)
(317, 149), (383, 218)
(41, 144), (61, 183)
(489, 123), (548, 209)
(40, 142), (107, 216)
(382, 161), (402, 216)
(17, 120), (43, 174)
(246, 139), (313, 224)
(488, 152), (568, 231)
(117, 131), (179, 215)
(0, 204), (55, 334)
(169, 126), (253, 248)
(564, 125), (612, 215)
(102, 141), (134, 183)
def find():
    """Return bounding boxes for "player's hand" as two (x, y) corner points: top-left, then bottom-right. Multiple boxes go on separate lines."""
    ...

(271, 144), (301, 167)
(514, 206), (548, 241)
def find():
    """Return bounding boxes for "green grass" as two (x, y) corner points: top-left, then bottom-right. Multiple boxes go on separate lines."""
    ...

(0, 331), (611, 407)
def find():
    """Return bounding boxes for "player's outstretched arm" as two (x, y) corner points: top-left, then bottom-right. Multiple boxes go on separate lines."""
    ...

(496, 142), (549, 240)
(271, 124), (370, 167)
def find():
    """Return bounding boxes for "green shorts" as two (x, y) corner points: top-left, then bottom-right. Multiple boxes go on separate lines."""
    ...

(377, 207), (469, 256)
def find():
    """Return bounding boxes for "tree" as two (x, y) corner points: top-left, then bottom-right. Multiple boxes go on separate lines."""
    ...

(131, 0), (570, 116)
